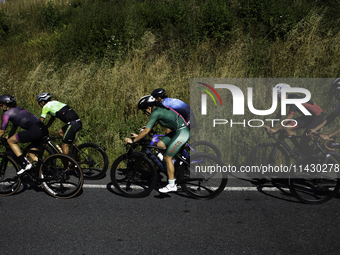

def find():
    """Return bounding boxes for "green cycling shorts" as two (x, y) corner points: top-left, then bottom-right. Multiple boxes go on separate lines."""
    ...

(161, 127), (190, 157)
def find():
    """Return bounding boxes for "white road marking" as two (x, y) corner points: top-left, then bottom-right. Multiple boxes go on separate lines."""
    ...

(83, 184), (288, 192)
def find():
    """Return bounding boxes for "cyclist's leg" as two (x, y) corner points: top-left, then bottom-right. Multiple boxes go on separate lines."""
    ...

(158, 128), (190, 193)
(287, 115), (323, 156)
(59, 124), (70, 155)
(284, 116), (310, 155)
(11, 123), (47, 173)
(7, 135), (22, 157)
(156, 137), (175, 180)
(60, 120), (82, 155)
(302, 115), (325, 155)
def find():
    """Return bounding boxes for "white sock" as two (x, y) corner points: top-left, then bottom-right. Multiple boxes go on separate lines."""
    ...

(169, 179), (176, 185)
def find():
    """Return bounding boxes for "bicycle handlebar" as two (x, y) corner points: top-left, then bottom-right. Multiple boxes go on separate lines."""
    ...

(307, 133), (338, 152)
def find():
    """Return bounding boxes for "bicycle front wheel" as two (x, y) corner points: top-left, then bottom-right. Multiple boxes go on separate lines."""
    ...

(246, 143), (290, 180)
(71, 143), (108, 180)
(289, 155), (340, 204)
(178, 153), (228, 199)
(0, 154), (21, 196)
(110, 153), (158, 198)
(39, 154), (83, 199)
(190, 141), (222, 159)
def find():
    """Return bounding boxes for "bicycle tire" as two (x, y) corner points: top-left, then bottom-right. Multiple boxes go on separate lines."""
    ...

(110, 153), (158, 198)
(178, 153), (228, 199)
(0, 154), (21, 196)
(246, 143), (290, 180)
(289, 155), (340, 204)
(39, 154), (83, 199)
(71, 143), (109, 180)
(190, 141), (222, 159)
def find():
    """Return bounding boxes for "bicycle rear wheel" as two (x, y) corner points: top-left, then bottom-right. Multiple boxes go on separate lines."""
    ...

(289, 155), (340, 204)
(71, 143), (108, 180)
(110, 153), (158, 198)
(0, 154), (21, 196)
(39, 154), (83, 199)
(178, 153), (228, 199)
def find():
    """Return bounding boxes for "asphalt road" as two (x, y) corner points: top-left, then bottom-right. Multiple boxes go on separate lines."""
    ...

(1, 175), (339, 255)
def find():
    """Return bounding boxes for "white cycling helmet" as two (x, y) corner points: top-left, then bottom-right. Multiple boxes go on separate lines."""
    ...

(274, 83), (291, 95)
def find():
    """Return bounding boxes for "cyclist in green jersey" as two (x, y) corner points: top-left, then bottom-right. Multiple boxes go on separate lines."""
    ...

(125, 95), (190, 193)
(36, 92), (82, 155)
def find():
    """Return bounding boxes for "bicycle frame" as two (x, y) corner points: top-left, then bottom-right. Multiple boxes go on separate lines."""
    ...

(1, 138), (57, 183)
(127, 139), (190, 178)
(267, 131), (307, 161)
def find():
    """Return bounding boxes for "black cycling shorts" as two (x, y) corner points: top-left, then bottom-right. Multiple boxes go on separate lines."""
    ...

(56, 105), (80, 123)
(61, 120), (82, 144)
(16, 122), (49, 147)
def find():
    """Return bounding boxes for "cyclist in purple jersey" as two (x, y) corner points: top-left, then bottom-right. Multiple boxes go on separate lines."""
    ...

(0, 95), (48, 174)
(311, 78), (340, 140)
(264, 84), (324, 155)
(151, 88), (196, 129)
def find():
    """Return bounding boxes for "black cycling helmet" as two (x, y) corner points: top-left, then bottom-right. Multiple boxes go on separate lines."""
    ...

(37, 92), (52, 103)
(331, 78), (340, 90)
(0, 94), (16, 107)
(138, 95), (156, 114)
(151, 88), (167, 99)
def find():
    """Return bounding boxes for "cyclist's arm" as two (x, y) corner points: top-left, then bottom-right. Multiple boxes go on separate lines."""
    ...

(324, 111), (340, 127)
(7, 125), (17, 139)
(269, 112), (294, 133)
(310, 119), (327, 133)
(41, 116), (55, 128)
(311, 111), (340, 133)
(125, 109), (159, 144)
(323, 127), (340, 140)
(125, 128), (151, 144)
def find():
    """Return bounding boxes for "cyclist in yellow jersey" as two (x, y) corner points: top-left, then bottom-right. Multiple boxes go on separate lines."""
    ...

(36, 92), (82, 155)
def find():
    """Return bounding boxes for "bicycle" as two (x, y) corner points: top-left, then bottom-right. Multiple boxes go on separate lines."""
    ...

(110, 137), (228, 199)
(288, 134), (340, 204)
(0, 137), (83, 198)
(44, 137), (108, 180)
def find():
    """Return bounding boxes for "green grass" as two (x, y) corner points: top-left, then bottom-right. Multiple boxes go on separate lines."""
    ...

(0, 0), (340, 165)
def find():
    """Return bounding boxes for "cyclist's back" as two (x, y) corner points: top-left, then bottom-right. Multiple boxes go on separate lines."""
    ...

(151, 88), (196, 129)
(1, 107), (41, 130)
(41, 100), (80, 123)
(146, 106), (187, 131)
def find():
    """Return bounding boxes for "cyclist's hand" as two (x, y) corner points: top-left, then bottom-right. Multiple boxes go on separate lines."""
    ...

(130, 133), (138, 138)
(309, 128), (316, 134)
(139, 126), (146, 133)
(262, 125), (273, 134)
(318, 134), (330, 143)
(125, 137), (133, 144)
